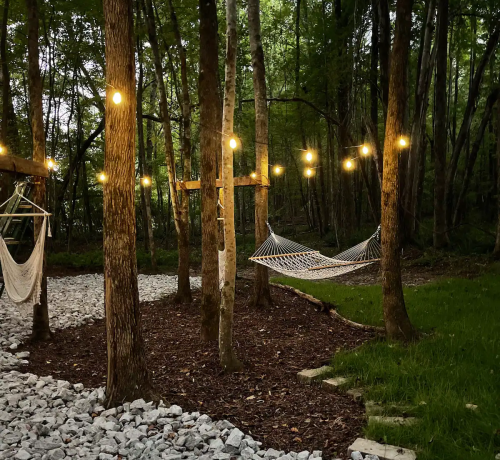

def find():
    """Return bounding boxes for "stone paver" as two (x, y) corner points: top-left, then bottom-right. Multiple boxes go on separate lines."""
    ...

(297, 366), (332, 384)
(321, 377), (349, 392)
(348, 438), (416, 460)
(369, 416), (418, 426)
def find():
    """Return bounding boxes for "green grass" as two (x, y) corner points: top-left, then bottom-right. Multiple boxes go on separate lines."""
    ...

(273, 267), (500, 460)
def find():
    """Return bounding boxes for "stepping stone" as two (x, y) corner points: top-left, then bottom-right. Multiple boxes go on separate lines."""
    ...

(346, 388), (364, 403)
(348, 438), (416, 460)
(322, 377), (349, 392)
(297, 366), (332, 384)
(369, 416), (418, 426)
(365, 401), (414, 416)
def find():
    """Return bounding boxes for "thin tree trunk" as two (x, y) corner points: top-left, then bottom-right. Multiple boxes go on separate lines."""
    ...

(143, 0), (191, 301)
(169, 0), (192, 302)
(220, 0), (242, 372)
(493, 97), (500, 258)
(378, 0), (390, 118)
(248, 0), (272, 308)
(453, 88), (500, 226)
(26, 0), (51, 341)
(445, 26), (500, 229)
(199, 0), (221, 339)
(103, 0), (154, 405)
(381, 0), (416, 343)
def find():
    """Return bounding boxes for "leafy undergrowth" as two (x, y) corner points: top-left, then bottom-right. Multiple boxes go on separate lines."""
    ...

(273, 266), (500, 460)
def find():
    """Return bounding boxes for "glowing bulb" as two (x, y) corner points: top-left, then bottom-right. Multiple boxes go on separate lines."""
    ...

(229, 138), (237, 149)
(142, 177), (151, 186)
(305, 151), (313, 162)
(0, 145), (4, 155)
(274, 166), (282, 175)
(361, 145), (370, 155)
(306, 168), (313, 177)
(112, 91), (122, 104)
(47, 159), (54, 170)
(98, 173), (107, 182)
(345, 159), (353, 170)
(399, 137), (407, 147)
(251, 172), (257, 179)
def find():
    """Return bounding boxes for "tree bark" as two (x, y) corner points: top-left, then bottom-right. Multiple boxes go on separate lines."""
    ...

(199, 0), (221, 339)
(378, 0), (390, 118)
(219, 0), (243, 372)
(169, 0), (192, 303)
(143, 0), (191, 302)
(453, 88), (500, 226)
(248, 0), (272, 308)
(381, 0), (416, 343)
(26, 0), (51, 341)
(103, 0), (154, 405)
(445, 25), (500, 229)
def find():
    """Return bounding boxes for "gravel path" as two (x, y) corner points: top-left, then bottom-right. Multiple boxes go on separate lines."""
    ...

(0, 275), (326, 460)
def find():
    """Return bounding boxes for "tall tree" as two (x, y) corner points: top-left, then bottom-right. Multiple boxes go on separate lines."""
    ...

(248, 0), (272, 308)
(494, 97), (500, 259)
(143, 0), (191, 302)
(26, 0), (51, 341)
(199, 0), (221, 339)
(219, 0), (242, 372)
(433, 0), (449, 248)
(381, 0), (416, 342)
(103, 0), (153, 405)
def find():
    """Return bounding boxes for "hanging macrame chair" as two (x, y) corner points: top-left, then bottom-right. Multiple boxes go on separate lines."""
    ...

(249, 223), (381, 280)
(0, 185), (51, 313)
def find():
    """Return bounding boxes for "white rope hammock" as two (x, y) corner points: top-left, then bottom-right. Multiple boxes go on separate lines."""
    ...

(0, 186), (51, 313)
(249, 224), (381, 280)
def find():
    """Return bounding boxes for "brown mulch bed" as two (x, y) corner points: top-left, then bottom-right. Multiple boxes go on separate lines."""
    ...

(19, 281), (376, 459)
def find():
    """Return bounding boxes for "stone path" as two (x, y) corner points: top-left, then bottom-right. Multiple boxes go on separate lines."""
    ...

(0, 275), (323, 460)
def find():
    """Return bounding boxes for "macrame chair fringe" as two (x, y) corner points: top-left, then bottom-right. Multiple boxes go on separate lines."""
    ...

(249, 224), (381, 280)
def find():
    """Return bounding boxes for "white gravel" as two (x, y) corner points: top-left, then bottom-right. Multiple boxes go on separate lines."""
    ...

(0, 275), (322, 460)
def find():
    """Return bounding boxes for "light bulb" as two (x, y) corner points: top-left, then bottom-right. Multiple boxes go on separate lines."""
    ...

(306, 168), (313, 177)
(99, 173), (107, 182)
(274, 166), (282, 175)
(229, 138), (237, 149)
(47, 159), (54, 170)
(361, 145), (370, 155)
(305, 151), (313, 162)
(142, 177), (151, 186)
(251, 172), (257, 179)
(399, 137), (407, 147)
(345, 159), (353, 170)
(112, 91), (122, 105)
(0, 145), (4, 155)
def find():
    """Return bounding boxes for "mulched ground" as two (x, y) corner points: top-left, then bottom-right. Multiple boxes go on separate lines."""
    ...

(19, 281), (376, 459)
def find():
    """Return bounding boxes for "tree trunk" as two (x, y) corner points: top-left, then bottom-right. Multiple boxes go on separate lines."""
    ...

(169, 0), (192, 302)
(453, 88), (500, 226)
(219, 0), (243, 372)
(494, 97), (500, 258)
(199, 0), (221, 339)
(103, 0), (154, 406)
(26, 0), (51, 342)
(378, 0), (390, 118)
(381, 0), (416, 343)
(445, 25), (500, 230)
(248, 0), (272, 308)
(143, 0), (191, 301)
(433, 0), (448, 248)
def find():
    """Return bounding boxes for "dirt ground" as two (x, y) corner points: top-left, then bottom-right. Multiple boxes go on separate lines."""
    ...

(19, 281), (376, 459)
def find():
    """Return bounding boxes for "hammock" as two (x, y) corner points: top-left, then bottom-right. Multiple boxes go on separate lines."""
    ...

(249, 224), (381, 280)
(0, 186), (51, 313)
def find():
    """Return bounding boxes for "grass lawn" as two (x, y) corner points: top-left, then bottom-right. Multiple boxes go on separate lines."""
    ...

(273, 266), (500, 460)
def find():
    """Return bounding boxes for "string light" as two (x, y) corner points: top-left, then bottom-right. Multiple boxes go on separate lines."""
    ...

(344, 159), (354, 171)
(141, 176), (151, 186)
(251, 172), (257, 179)
(0, 145), (5, 155)
(305, 168), (313, 177)
(361, 144), (370, 155)
(98, 172), (107, 183)
(229, 138), (237, 150)
(47, 159), (55, 170)
(273, 165), (283, 175)
(112, 91), (122, 105)
(398, 137), (408, 147)
(305, 151), (313, 162)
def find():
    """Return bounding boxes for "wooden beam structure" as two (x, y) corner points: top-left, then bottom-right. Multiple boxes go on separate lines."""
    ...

(0, 155), (49, 178)
(175, 174), (269, 191)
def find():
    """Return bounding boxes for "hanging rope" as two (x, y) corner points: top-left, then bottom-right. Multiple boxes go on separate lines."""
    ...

(249, 224), (381, 280)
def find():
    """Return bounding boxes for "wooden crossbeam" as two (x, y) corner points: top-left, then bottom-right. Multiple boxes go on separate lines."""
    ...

(0, 155), (49, 178)
(307, 258), (380, 271)
(176, 175), (269, 191)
